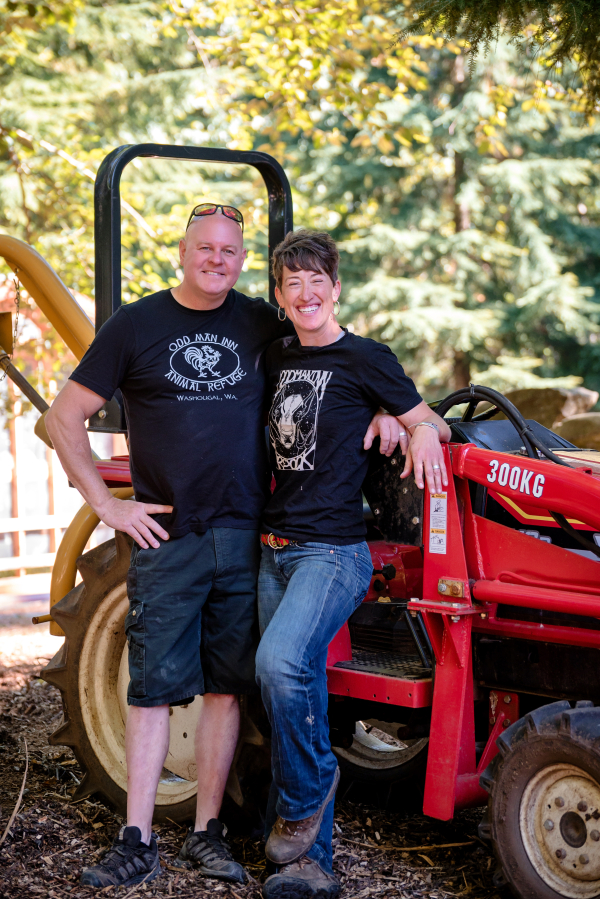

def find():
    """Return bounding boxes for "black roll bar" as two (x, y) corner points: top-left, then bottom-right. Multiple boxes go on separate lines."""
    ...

(94, 144), (293, 332)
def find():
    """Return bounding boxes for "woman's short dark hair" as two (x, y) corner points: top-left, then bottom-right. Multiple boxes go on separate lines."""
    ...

(272, 229), (339, 288)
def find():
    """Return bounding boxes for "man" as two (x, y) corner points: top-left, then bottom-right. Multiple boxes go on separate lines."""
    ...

(46, 204), (404, 889)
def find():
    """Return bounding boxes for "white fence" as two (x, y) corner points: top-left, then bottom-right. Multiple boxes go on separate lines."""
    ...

(0, 403), (124, 576)
(0, 513), (72, 573)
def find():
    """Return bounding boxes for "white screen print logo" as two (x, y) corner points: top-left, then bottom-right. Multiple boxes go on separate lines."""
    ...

(270, 368), (332, 470)
(166, 333), (246, 392)
(487, 459), (545, 497)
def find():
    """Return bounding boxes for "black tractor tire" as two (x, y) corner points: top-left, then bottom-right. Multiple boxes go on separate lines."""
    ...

(42, 533), (271, 827)
(480, 699), (600, 899)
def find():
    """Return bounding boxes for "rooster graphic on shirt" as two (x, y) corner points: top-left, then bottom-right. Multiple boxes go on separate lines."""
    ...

(269, 369), (331, 470)
(184, 345), (222, 379)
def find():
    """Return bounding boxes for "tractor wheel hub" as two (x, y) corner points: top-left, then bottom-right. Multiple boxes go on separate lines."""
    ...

(520, 763), (600, 897)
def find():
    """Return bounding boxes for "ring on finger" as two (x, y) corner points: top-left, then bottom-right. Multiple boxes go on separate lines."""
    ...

(432, 464), (440, 470)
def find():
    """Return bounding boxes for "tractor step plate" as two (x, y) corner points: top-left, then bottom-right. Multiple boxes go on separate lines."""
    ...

(335, 650), (430, 679)
(327, 650), (432, 708)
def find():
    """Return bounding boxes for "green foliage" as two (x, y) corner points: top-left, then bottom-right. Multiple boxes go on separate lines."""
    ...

(169, 2), (600, 396)
(0, 0), (197, 403)
(330, 41), (600, 395)
(0, 0), (599, 409)
(401, 0), (600, 110)
(167, 0), (430, 151)
(0, 0), (81, 30)
(0, 0), (82, 68)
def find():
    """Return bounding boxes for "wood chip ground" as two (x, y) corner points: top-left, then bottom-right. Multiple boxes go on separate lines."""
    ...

(0, 626), (507, 898)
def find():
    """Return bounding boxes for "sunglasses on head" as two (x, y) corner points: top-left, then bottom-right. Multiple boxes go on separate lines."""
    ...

(186, 203), (244, 232)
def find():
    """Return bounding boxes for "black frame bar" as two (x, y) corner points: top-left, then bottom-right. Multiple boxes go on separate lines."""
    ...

(0, 349), (49, 415)
(94, 143), (293, 331)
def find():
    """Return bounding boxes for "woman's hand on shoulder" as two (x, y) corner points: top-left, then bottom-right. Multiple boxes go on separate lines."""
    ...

(401, 429), (448, 493)
(363, 411), (410, 457)
(399, 402), (450, 493)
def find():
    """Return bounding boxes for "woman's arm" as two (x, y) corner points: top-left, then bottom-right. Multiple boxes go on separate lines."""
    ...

(398, 401), (451, 493)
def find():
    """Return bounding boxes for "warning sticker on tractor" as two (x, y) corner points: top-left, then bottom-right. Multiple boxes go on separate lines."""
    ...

(429, 493), (447, 554)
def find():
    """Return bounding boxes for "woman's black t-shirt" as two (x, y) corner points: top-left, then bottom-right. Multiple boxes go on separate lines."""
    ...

(262, 330), (422, 545)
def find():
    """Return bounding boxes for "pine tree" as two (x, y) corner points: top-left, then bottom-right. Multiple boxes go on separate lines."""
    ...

(0, 0), (216, 408)
(400, 0), (600, 110)
(1, 0), (599, 408)
(174, 1), (600, 397)
(333, 40), (600, 396)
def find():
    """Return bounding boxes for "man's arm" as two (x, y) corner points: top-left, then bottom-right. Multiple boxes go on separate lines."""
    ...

(398, 401), (451, 494)
(46, 381), (172, 549)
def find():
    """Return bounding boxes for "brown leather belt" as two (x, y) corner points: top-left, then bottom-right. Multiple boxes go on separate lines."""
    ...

(261, 533), (297, 548)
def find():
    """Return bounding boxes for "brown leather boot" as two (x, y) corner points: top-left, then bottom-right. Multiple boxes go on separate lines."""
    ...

(262, 857), (340, 899)
(265, 767), (340, 865)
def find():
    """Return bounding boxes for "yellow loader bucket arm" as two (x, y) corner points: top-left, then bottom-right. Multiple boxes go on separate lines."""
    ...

(0, 235), (101, 635)
(0, 234), (94, 360)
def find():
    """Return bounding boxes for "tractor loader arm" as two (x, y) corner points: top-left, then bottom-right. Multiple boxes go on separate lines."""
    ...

(0, 236), (102, 633)
(453, 442), (600, 533)
(0, 234), (94, 359)
(47, 488), (134, 636)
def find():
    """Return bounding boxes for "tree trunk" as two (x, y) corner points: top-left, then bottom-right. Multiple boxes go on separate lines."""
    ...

(453, 350), (471, 390)
(453, 152), (470, 233)
(451, 55), (471, 388)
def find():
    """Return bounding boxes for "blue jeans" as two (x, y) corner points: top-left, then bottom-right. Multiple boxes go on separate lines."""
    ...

(256, 540), (373, 873)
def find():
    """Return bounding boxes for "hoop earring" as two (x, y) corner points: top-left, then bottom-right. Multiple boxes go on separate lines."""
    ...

(333, 300), (340, 316)
(278, 306), (287, 322)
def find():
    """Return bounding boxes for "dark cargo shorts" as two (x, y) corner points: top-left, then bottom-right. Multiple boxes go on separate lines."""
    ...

(125, 527), (260, 707)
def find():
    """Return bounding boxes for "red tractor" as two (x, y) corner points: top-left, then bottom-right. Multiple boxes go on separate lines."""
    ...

(34, 145), (600, 899)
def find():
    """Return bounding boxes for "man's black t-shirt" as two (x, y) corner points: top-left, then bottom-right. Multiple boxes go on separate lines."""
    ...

(70, 288), (292, 537)
(262, 330), (422, 544)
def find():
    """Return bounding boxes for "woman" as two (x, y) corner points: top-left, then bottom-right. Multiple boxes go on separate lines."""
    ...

(256, 229), (451, 899)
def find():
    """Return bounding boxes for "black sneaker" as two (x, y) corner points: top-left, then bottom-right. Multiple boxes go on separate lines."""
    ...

(178, 819), (245, 883)
(80, 826), (159, 888)
(263, 856), (340, 899)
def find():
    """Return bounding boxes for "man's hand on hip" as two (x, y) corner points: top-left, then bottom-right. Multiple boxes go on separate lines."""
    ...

(97, 496), (173, 550)
(45, 381), (173, 550)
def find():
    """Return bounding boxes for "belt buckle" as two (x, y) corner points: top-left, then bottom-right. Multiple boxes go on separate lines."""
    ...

(268, 533), (279, 549)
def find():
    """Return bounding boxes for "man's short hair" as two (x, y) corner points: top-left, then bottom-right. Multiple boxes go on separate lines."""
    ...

(272, 229), (339, 288)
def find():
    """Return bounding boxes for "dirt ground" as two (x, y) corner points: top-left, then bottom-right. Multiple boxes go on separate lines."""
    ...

(0, 623), (506, 899)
